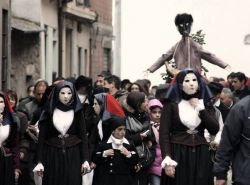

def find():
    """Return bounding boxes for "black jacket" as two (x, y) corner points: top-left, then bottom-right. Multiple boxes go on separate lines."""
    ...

(213, 95), (250, 184)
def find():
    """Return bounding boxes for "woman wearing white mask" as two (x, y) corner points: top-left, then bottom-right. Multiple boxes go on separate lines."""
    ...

(33, 81), (90, 185)
(159, 68), (219, 185)
(0, 91), (20, 185)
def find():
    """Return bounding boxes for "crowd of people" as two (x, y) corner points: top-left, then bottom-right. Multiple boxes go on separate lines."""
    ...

(1, 66), (250, 185)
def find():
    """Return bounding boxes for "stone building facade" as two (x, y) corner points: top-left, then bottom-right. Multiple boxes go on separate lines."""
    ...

(0, 0), (11, 90)
(10, 0), (113, 98)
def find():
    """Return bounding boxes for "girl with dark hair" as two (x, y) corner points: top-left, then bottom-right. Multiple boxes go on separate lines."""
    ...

(128, 82), (144, 94)
(159, 68), (219, 185)
(0, 91), (20, 185)
(125, 91), (156, 185)
(33, 81), (90, 185)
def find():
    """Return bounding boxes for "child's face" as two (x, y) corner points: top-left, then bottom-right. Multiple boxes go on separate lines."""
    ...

(112, 126), (126, 139)
(150, 107), (162, 123)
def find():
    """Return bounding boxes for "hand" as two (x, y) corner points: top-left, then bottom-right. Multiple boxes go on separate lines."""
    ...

(20, 152), (25, 159)
(189, 98), (199, 108)
(142, 70), (150, 78)
(225, 65), (231, 72)
(210, 141), (218, 150)
(120, 146), (131, 156)
(103, 149), (114, 157)
(15, 169), (20, 180)
(37, 170), (43, 177)
(81, 161), (91, 175)
(164, 165), (175, 178)
(165, 62), (180, 76)
(189, 98), (204, 111)
(134, 163), (142, 173)
(215, 179), (227, 185)
(90, 162), (96, 169)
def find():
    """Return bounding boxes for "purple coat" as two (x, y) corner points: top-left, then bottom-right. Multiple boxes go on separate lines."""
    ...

(148, 125), (162, 176)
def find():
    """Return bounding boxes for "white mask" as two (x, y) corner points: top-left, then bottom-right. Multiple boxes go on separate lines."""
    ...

(182, 73), (198, 95)
(59, 87), (73, 105)
(0, 96), (5, 113)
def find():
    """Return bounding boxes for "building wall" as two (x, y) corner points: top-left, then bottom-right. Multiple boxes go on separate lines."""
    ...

(90, 0), (113, 81)
(41, 0), (58, 84)
(0, 0), (10, 89)
(11, 0), (41, 97)
(11, 31), (40, 98)
(12, 0), (40, 23)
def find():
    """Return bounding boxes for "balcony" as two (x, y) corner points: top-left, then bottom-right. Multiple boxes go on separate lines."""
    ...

(63, 2), (96, 23)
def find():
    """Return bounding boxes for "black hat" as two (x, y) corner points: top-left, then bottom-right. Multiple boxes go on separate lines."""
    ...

(109, 116), (126, 132)
(208, 82), (224, 96)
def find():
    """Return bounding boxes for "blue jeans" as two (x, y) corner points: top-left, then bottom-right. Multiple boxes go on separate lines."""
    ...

(149, 174), (161, 185)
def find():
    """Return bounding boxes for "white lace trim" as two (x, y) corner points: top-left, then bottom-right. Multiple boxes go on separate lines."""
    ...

(53, 109), (74, 136)
(178, 100), (203, 130)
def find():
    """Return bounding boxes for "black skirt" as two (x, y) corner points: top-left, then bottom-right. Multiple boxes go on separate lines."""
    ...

(161, 144), (213, 185)
(0, 150), (15, 185)
(41, 144), (82, 185)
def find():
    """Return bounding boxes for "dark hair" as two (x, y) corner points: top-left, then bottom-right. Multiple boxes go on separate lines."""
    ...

(128, 82), (144, 93)
(27, 85), (34, 93)
(104, 75), (121, 90)
(34, 79), (48, 92)
(98, 70), (112, 78)
(227, 72), (235, 80)
(126, 92), (146, 111)
(121, 79), (131, 89)
(75, 75), (92, 90)
(208, 82), (224, 96)
(175, 13), (193, 26)
(231, 72), (247, 83)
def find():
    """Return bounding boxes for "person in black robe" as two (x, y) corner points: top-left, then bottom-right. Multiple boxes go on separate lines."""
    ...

(0, 91), (20, 185)
(160, 68), (219, 185)
(93, 116), (138, 185)
(33, 81), (89, 185)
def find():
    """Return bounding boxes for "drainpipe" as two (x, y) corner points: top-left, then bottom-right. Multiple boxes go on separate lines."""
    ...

(7, 0), (12, 89)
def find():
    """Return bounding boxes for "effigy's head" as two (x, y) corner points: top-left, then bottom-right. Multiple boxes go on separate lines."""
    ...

(175, 13), (193, 36)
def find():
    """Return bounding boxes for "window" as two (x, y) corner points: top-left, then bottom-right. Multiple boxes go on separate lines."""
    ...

(66, 29), (73, 77)
(103, 48), (111, 71)
(76, 0), (84, 5)
(84, 0), (91, 7)
(78, 47), (82, 75)
(76, 0), (90, 7)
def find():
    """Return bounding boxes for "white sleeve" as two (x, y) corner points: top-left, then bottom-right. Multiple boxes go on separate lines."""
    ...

(213, 112), (224, 145)
(161, 156), (178, 168)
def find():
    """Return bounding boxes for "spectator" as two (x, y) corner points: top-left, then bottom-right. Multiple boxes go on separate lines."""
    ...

(213, 95), (250, 185)
(231, 72), (250, 99)
(104, 75), (121, 97)
(148, 99), (163, 185)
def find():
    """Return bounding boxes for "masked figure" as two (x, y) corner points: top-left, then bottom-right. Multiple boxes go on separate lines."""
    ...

(33, 81), (89, 185)
(0, 91), (20, 185)
(159, 68), (219, 185)
(147, 13), (229, 75)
